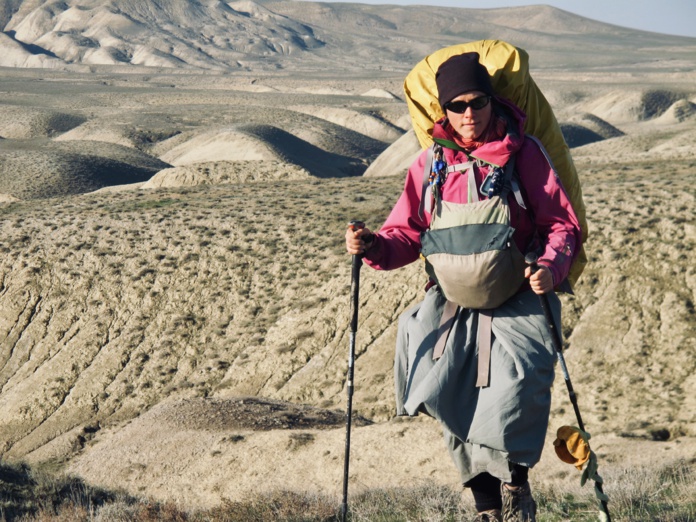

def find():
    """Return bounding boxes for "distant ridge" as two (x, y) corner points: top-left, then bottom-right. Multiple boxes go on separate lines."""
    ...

(0, 0), (694, 72)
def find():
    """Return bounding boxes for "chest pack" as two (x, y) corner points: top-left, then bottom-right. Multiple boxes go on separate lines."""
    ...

(418, 144), (527, 310)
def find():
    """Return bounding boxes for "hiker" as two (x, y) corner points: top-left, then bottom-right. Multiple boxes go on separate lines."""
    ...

(345, 52), (582, 522)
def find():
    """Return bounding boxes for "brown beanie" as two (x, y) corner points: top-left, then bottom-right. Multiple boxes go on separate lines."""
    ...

(435, 52), (494, 109)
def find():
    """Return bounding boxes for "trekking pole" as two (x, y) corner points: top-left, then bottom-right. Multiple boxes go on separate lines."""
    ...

(341, 220), (367, 522)
(525, 253), (611, 522)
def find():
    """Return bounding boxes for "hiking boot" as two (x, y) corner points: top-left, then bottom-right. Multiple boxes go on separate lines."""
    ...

(473, 509), (503, 522)
(501, 482), (537, 522)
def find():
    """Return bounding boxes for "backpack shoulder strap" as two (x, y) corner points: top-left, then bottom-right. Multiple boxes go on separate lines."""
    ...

(418, 144), (437, 220)
(509, 134), (559, 211)
(526, 134), (556, 171)
(476, 154), (526, 209)
(507, 155), (527, 210)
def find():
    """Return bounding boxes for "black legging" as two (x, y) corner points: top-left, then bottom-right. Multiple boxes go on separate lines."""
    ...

(466, 465), (529, 512)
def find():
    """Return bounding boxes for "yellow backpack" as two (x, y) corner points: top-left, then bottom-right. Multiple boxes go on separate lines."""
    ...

(404, 40), (587, 287)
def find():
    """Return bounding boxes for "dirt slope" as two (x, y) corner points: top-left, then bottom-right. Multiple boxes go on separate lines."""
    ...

(0, 160), (693, 505)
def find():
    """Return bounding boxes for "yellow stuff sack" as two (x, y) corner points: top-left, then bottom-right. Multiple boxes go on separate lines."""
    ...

(403, 40), (587, 287)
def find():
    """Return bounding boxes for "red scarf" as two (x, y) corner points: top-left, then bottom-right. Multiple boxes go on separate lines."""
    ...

(446, 112), (507, 152)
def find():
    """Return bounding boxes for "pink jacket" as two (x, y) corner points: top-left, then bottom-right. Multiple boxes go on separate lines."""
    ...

(364, 97), (582, 288)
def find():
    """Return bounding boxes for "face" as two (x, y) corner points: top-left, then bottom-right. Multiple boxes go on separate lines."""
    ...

(445, 91), (493, 141)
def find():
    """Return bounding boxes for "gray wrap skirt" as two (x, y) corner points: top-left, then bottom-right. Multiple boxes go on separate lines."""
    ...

(394, 286), (560, 483)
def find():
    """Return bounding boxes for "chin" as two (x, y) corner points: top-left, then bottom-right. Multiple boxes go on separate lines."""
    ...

(457, 131), (477, 141)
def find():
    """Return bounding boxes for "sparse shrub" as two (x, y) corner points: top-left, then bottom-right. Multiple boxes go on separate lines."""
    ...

(640, 89), (686, 119)
(288, 433), (315, 451)
(295, 330), (313, 341)
(349, 483), (466, 521)
(0, 461), (118, 521)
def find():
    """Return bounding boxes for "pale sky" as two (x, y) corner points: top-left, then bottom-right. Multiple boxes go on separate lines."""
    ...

(294, 0), (696, 38)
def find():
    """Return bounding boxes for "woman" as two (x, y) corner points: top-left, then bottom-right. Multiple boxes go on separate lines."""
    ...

(345, 53), (582, 522)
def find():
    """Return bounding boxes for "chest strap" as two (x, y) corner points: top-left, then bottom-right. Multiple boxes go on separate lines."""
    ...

(447, 162), (474, 173)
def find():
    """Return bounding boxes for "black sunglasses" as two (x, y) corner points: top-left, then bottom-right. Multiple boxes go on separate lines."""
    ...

(444, 95), (491, 113)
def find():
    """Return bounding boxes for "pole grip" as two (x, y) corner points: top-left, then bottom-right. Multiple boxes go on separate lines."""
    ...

(525, 253), (563, 352)
(348, 220), (365, 333)
(350, 254), (362, 333)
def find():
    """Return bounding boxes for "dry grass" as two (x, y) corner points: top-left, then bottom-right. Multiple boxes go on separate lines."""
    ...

(1, 459), (694, 521)
(534, 460), (696, 522)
